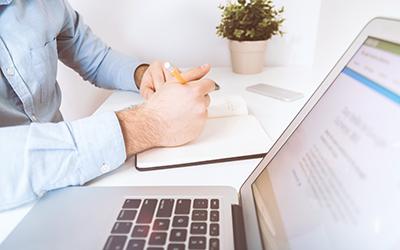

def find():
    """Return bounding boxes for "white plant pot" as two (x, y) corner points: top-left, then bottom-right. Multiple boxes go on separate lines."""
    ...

(229, 40), (267, 74)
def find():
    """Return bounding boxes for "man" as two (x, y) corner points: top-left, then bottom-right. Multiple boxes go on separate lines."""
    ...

(0, 0), (215, 211)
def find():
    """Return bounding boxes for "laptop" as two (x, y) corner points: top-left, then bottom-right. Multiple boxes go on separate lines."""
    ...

(1, 17), (400, 250)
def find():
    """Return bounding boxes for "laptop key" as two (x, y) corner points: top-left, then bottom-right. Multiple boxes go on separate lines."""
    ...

(126, 239), (145, 250)
(172, 216), (189, 227)
(103, 235), (127, 250)
(123, 199), (141, 209)
(192, 210), (207, 221)
(210, 223), (219, 236)
(168, 243), (185, 250)
(117, 210), (137, 221)
(149, 232), (167, 245)
(190, 223), (207, 234)
(131, 225), (149, 238)
(193, 199), (208, 209)
(210, 199), (219, 209)
(209, 238), (220, 250)
(175, 199), (191, 214)
(169, 229), (187, 242)
(136, 199), (157, 224)
(153, 218), (170, 230)
(156, 199), (174, 217)
(210, 210), (219, 222)
(111, 222), (132, 234)
(189, 236), (206, 249)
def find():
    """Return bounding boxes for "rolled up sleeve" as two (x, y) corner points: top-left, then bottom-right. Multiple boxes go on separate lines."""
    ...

(0, 112), (126, 211)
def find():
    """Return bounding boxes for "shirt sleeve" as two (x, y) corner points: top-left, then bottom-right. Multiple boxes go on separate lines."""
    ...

(56, 0), (142, 91)
(0, 112), (126, 211)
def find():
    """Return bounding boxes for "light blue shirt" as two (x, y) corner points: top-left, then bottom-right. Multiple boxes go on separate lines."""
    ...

(0, 0), (141, 210)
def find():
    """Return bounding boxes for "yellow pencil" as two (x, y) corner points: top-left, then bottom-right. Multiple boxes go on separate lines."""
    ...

(164, 62), (187, 84)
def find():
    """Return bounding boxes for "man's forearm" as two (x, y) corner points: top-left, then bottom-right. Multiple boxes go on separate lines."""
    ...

(116, 105), (162, 157)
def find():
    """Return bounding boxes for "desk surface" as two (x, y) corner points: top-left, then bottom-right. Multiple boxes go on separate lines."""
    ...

(0, 66), (323, 244)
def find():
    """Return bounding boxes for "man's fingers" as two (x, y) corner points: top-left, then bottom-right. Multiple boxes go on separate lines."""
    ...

(141, 87), (155, 100)
(162, 65), (174, 81)
(180, 64), (211, 82)
(204, 94), (211, 107)
(152, 62), (166, 89)
(191, 78), (216, 95)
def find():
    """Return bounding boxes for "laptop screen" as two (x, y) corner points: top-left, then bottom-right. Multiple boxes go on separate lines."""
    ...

(252, 37), (400, 250)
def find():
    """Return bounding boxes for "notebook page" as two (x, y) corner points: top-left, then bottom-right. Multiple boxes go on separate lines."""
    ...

(208, 94), (248, 118)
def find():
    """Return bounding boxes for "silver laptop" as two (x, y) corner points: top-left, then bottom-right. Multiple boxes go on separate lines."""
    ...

(2, 17), (400, 250)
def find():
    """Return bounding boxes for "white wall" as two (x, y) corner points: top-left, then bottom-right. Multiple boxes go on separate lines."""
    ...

(59, 0), (400, 121)
(59, 0), (321, 120)
(314, 0), (400, 77)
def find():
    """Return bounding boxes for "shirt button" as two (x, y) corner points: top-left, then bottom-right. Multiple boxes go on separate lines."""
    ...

(100, 164), (111, 174)
(5, 67), (15, 76)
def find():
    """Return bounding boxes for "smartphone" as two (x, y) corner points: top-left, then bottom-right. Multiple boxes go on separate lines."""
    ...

(246, 83), (304, 102)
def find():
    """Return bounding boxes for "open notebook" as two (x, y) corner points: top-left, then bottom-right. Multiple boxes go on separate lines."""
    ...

(136, 93), (272, 170)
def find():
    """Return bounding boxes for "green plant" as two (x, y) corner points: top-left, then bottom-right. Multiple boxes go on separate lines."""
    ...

(216, 0), (284, 41)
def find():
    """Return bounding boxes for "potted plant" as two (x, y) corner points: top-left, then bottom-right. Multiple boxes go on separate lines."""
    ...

(217, 0), (284, 74)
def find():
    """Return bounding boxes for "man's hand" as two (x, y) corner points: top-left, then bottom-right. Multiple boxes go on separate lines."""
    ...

(133, 64), (149, 89)
(136, 60), (211, 99)
(117, 66), (215, 157)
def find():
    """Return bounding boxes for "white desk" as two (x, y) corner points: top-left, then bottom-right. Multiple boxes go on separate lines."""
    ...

(0, 66), (323, 244)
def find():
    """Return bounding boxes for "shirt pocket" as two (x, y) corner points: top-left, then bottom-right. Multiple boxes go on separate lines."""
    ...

(29, 37), (58, 103)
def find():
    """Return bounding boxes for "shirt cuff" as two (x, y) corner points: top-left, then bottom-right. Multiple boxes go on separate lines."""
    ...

(70, 112), (126, 184)
(95, 49), (145, 92)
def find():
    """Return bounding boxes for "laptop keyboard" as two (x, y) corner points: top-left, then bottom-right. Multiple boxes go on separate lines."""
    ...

(103, 198), (221, 250)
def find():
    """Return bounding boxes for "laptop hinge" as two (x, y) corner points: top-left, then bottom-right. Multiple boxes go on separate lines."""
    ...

(231, 204), (247, 250)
